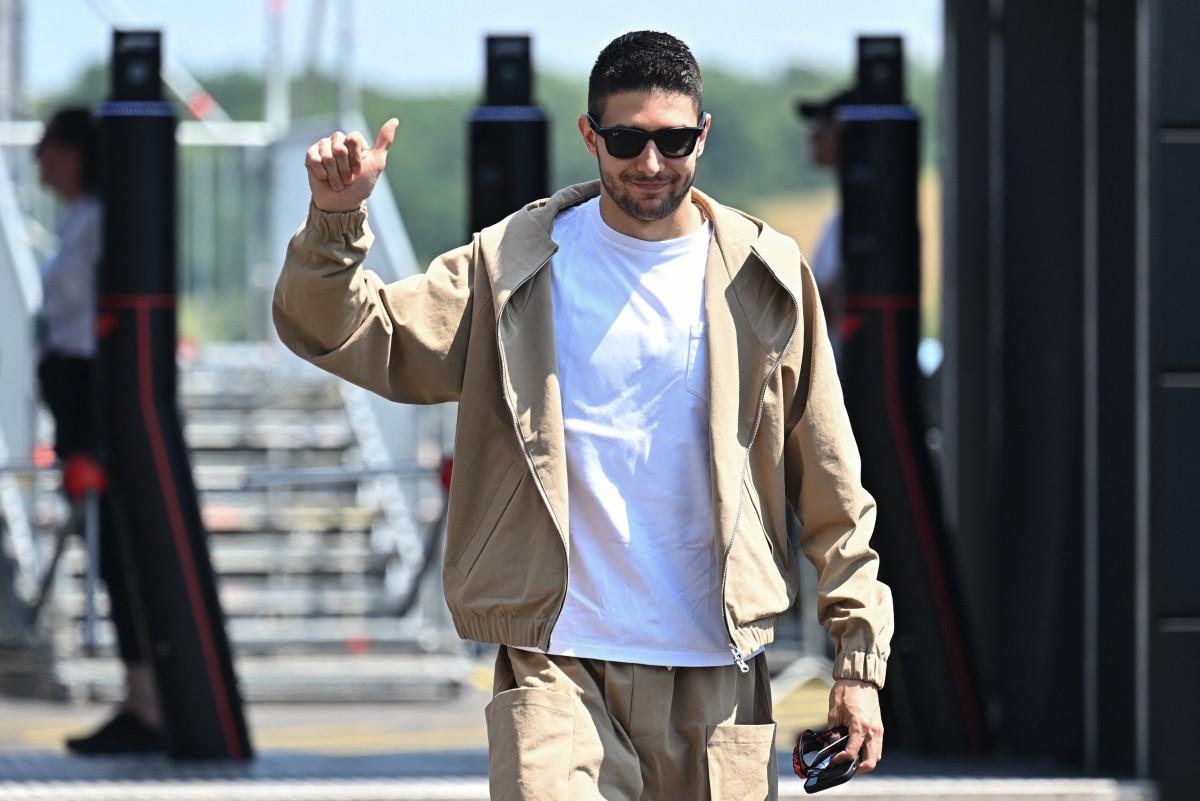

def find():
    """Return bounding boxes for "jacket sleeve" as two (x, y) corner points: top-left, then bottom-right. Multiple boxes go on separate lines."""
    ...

(272, 202), (475, 404)
(784, 260), (893, 688)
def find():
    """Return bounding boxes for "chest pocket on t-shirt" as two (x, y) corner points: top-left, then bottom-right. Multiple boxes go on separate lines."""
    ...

(686, 322), (709, 401)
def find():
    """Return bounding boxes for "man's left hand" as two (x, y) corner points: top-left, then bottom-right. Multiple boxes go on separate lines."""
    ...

(826, 678), (883, 773)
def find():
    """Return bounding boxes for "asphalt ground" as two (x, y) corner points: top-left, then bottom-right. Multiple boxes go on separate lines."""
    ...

(0, 657), (1157, 800)
(0, 657), (831, 756)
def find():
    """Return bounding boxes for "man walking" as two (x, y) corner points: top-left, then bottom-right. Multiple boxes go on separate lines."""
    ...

(275, 30), (891, 800)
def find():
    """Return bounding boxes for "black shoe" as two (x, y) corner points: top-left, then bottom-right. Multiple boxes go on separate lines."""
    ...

(65, 712), (165, 755)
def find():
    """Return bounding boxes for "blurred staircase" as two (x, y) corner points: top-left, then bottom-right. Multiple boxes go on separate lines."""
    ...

(51, 345), (466, 703)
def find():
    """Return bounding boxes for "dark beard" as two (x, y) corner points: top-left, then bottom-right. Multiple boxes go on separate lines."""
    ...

(598, 160), (696, 222)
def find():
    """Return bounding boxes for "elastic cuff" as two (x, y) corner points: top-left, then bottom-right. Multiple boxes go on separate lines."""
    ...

(833, 651), (887, 689)
(307, 199), (368, 234)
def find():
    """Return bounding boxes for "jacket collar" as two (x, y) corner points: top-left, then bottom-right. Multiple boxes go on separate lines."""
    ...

(482, 180), (801, 315)
(484, 180), (803, 571)
(693, 187), (801, 358)
(693, 188), (803, 305)
(481, 182), (596, 313)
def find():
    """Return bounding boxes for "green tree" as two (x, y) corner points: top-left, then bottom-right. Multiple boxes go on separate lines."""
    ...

(37, 57), (940, 268)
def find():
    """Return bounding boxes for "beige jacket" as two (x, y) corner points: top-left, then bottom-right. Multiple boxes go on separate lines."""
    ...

(273, 181), (892, 686)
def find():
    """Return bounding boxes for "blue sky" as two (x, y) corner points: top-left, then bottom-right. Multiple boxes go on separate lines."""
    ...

(25, 0), (942, 99)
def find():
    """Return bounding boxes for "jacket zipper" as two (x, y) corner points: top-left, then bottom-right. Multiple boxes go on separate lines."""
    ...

(495, 260), (570, 650)
(719, 269), (800, 673)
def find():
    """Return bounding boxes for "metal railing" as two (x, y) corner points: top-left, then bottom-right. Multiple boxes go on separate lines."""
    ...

(0, 115), (455, 658)
(0, 131), (43, 473)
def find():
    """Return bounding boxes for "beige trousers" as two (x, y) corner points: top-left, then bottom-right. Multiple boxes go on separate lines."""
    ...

(486, 646), (778, 801)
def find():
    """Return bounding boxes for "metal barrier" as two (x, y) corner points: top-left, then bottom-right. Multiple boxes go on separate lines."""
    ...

(0, 117), (453, 661)
(0, 461), (69, 648)
(0, 132), (44, 519)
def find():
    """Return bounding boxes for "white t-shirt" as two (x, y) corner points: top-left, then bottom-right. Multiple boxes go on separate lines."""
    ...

(546, 197), (731, 666)
(811, 208), (841, 291)
(40, 196), (102, 358)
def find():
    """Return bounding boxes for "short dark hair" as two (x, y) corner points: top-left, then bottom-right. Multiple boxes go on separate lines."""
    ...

(588, 31), (703, 122)
(39, 107), (99, 192)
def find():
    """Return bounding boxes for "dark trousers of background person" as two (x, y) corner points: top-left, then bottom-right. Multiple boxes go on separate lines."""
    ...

(38, 353), (144, 664)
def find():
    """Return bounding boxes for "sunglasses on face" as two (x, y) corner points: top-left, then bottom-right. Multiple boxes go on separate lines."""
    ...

(586, 112), (710, 159)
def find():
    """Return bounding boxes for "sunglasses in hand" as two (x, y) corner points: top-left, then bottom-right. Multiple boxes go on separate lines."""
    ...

(792, 725), (861, 794)
(586, 112), (710, 159)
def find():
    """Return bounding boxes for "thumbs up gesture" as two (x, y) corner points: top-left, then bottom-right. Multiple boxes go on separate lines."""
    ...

(305, 118), (399, 213)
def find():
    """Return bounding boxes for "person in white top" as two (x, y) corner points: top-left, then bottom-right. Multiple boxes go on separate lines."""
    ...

(548, 196), (723, 666)
(797, 87), (859, 365)
(35, 107), (165, 756)
(285, 31), (889, 800)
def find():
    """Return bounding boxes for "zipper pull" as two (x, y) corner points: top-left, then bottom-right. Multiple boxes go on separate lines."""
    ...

(728, 643), (750, 673)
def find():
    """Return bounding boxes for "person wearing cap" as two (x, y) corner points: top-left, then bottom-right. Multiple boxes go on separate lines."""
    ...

(276, 31), (890, 799)
(797, 88), (857, 364)
(35, 107), (165, 755)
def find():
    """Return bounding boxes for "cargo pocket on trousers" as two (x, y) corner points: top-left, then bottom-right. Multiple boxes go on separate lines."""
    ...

(706, 721), (777, 801)
(486, 687), (574, 801)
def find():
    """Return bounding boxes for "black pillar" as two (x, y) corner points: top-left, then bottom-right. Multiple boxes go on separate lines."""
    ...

(941, 0), (1000, 692)
(468, 35), (548, 234)
(838, 36), (985, 756)
(1146, 2), (1200, 798)
(97, 30), (251, 760)
(994, 2), (1087, 764)
(942, 5), (1199, 797)
(1091, 0), (1138, 771)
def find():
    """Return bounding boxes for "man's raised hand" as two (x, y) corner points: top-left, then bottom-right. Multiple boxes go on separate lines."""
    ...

(305, 118), (399, 213)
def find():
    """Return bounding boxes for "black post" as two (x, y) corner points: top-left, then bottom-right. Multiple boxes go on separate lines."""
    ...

(1146, 3), (1200, 797)
(468, 35), (549, 234)
(837, 36), (985, 755)
(96, 29), (252, 760)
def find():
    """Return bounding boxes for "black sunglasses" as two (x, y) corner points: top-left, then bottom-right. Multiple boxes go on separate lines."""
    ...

(792, 726), (860, 794)
(586, 112), (710, 159)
